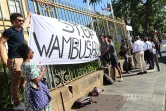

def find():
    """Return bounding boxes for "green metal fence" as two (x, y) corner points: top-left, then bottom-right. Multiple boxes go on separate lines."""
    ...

(0, 0), (127, 110)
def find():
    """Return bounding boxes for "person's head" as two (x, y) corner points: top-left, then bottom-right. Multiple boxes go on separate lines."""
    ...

(144, 37), (148, 42)
(135, 36), (140, 40)
(121, 39), (126, 44)
(10, 13), (24, 28)
(17, 44), (34, 60)
(148, 36), (152, 41)
(153, 38), (157, 43)
(100, 34), (106, 42)
(107, 35), (113, 42)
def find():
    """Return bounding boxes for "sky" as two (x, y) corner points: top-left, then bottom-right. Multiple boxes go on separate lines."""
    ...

(28, 0), (111, 26)
(72, 0), (110, 15)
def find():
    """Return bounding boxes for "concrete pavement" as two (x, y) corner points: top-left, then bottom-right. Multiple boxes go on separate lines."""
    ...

(72, 40), (166, 111)
(102, 40), (166, 111)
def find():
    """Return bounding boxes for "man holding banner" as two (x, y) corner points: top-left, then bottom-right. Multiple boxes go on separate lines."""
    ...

(0, 12), (31, 110)
(101, 35), (123, 82)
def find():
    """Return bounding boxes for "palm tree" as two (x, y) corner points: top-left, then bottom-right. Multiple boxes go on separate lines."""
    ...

(83, 0), (102, 11)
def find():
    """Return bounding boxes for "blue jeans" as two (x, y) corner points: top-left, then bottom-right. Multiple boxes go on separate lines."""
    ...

(156, 50), (162, 58)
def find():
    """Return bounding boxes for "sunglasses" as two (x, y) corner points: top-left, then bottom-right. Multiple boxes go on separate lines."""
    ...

(17, 19), (24, 23)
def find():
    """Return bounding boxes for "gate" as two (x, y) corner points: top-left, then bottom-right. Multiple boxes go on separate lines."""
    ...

(0, 0), (127, 110)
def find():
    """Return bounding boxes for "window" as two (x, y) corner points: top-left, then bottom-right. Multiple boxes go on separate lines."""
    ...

(8, 0), (22, 14)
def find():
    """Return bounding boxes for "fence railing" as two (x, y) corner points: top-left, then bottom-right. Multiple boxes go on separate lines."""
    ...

(0, 0), (127, 110)
(27, 0), (127, 89)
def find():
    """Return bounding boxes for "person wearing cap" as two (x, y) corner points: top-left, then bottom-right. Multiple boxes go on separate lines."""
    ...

(144, 37), (154, 70)
(132, 36), (147, 74)
(101, 35), (123, 82)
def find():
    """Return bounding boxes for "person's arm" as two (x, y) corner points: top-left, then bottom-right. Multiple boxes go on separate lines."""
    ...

(132, 43), (136, 54)
(101, 46), (110, 57)
(32, 67), (46, 84)
(0, 36), (8, 65)
(22, 12), (31, 29)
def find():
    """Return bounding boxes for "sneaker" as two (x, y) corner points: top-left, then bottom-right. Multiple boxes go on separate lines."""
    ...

(144, 71), (147, 74)
(13, 102), (25, 110)
(137, 72), (144, 75)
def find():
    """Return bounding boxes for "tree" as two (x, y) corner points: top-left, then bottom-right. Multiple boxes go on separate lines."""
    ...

(112, 0), (166, 37)
(83, 0), (102, 11)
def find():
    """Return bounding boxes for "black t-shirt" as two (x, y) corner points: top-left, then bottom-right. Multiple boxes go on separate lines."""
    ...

(120, 44), (127, 55)
(155, 42), (160, 50)
(2, 27), (24, 58)
(101, 42), (107, 53)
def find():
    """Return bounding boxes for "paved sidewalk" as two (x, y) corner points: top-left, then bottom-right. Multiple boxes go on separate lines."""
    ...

(102, 65), (166, 111)
(71, 41), (166, 111)
(102, 46), (166, 111)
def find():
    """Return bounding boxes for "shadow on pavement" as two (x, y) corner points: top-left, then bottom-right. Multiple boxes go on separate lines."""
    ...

(158, 56), (166, 64)
(72, 94), (125, 111)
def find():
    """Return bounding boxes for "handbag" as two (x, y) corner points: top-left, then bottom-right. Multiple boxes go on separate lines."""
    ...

(30, 80), (51, 111)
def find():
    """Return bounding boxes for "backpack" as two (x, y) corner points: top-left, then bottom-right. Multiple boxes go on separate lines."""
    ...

(103, 73), (114, 85)
(74, 97), (92, 108)
(155, 42), (160, 50)
(89, 87), (104, 96)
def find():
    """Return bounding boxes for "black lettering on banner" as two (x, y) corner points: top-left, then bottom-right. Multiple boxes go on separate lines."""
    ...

(61, 36), (72, 59)
(48, 35), (60, 58)
(79, 39), (87, 59)
(58, 20), (75, 33)
(91, 41), (97, 58)
(89, 30), (94, 39)
(80, 26), (91, 38)
(33, 32), (53, 57)
(70, 37), (79, 59)
(69, 23), (81, 36)
(84, 40), (92, 58)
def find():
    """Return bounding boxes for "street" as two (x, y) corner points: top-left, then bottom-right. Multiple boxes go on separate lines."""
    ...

(75, 40), (166, 111)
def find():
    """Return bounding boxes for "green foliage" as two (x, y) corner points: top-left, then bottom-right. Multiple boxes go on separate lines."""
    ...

(0, 62), (12, 109)
(112, 0), (166, 36)
(114, 40), (121, 58)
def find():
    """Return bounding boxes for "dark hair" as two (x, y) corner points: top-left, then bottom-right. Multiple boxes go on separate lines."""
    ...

(17, 44), (30, 59)
(100, 34), (106, 38)
(107, 35), (113, 39)
(121, 39), (126, 43)
(10, 13), (23, 23)
(144, 37), (148, 41)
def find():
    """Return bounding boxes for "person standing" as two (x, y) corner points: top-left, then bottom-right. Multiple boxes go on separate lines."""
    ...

(132, 36), (147, 74)
(0, 12), (31, 110)
(100, 34), (110, 65)
(120, 39), (130, 73)
(154, 38), (162, 58)
(148, 37), (160, 72)
(17, 44), (51, 111)
(101, 35), (123, 82)
(144, 37), (154, 70)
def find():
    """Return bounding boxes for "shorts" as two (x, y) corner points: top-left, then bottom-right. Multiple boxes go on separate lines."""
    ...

(110, 56), (118, 67)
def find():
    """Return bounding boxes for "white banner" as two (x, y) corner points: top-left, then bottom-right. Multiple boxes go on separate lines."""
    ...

(28, 14), (100, 65)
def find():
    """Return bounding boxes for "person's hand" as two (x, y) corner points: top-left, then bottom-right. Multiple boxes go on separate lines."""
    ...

(28, 11), (32, 16)
(1, 58), (7, 66)
(41, 66), (46, 73)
